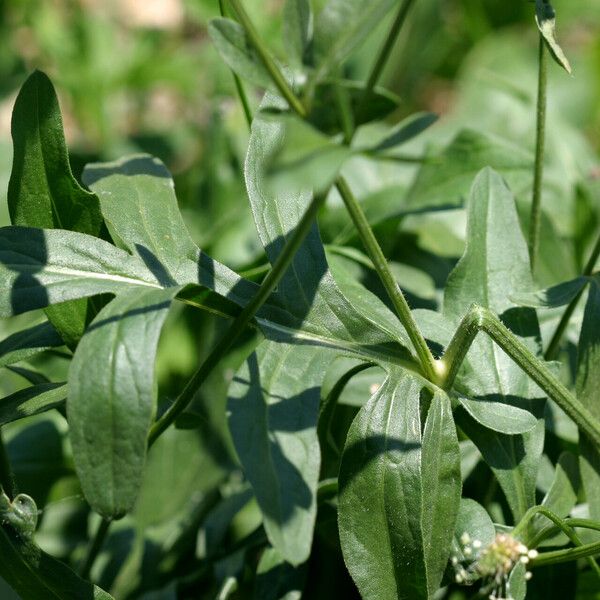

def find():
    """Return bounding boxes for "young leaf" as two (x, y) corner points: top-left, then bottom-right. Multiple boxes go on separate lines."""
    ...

(456, 394), (538, 435)
(0, 321), (63, 368)
(282, 0), (312, 67)
(0, 383), (66, 425)
(208, 17), (272, 89)
(451, 498), (495, 562)
(227, 341), (329, 565)
(535, 0), (572, 74)
(68, 286), (181, 518)
(311, 0), (396, 83)
(443, 168), (544, 522)
(576, 277), (600, 521)
(7, 71), (106, 347)
(338, 370), (461, 599)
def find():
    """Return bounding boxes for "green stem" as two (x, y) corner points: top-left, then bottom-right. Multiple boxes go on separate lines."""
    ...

(531, 540), (600, 568)
(219, 0), (253, 128)
(440, 304), (600, 449)
(79, 517), (111, 579)
(545, 230), (600, 360)
(227, 0), (307, 118)
(528, 34), (548, 272)
(362, 0), (415, 99)
(148, 192), (325, 445)
(0, 429), (15, 499)
(335, 176), (439, 382)
(512, 506), (600, 576)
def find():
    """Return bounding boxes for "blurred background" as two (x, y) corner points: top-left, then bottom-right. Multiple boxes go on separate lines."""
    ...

(1, 1), (600, 597)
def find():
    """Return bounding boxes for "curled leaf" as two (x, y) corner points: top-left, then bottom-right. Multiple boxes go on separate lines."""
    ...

(535, 0), (572, 74)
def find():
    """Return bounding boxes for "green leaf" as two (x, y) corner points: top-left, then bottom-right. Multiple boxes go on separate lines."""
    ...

(507, 561), (528, 600)
(0, 226), (163, 317)
(367, 112), (438, 153)
(456, 394), (538, 435)
(246, 94), (410, 360)
(0, 321), (63, 368)
(7, 71), (103, 239)
(451, 498), (495, 562)
(576, 277), (600, 521)
(282, 0), (311, 67)
(407, 129), (533, 210)
(338, 370), (461, 599)
(7, 71), (106, 347)
(535, 0), (572, 74)
(68, 286), (180, 518)
(312, 0), (396, 82)
(443, 168), (545, 522)
(0, 383), (66, 425)
(511, 276), (590, 308)
(227, 340), (329, 565)
(254, 546), (306, 600)
(208, 17), (272, 88)
(82, 154), (262, 310)
(531, 452), (580, 541)
(0, 515), (113, 599)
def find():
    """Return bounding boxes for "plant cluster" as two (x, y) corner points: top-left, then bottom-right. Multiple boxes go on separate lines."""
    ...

(0, 0), (599, 599)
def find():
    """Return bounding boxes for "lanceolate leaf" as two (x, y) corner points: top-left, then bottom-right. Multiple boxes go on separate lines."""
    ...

(0, 383), (66, 425)
(338, 370), (461, 599)
(0, 321), (63, 368)
(535, 0), (572, 74)
(208, 18), (272, 89)
(407, 129), (533, 210)
(7, 71), (106, 347)
(0, 226), (162, 317)
(576, 277), (600, 521)
(68, 286), (181, 518)
(368, 112), (438, 153)
(0, 521), (113, 599)
(443, 168), (544, 522)
(456, 395), (538, 435)
(311, 0), (396, 83)
(228, 341), (329, 564)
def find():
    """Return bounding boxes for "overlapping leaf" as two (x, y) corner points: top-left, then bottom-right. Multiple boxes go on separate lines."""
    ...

(443, 168), (545, 522)
(7, 71), (105, 346)
(338, 370), (461, 599)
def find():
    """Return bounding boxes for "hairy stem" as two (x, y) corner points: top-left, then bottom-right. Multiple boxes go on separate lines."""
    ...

(79, 517), (111, 579)
(335, 176), (439, 382)
(440, 304), (600, 448)
(512, 506), (600, 576)
(528, 34), (548, 272)
(531, 540), (600, 568)
(219, 0), (253, 128)
(148, 192), (325, 444)
(227, 0), (307, 118)
(545, 230), (600, 360)
(0, 429), (15, 499)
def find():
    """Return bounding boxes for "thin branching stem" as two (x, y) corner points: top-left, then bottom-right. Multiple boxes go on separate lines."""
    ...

(79, 517), (111, 579)
(440, 304), (600, 448)
(219, 0), (253, 128)
(148, 192), (326, 445)
(227, 0), (307, 118)
(335, 177), (439, 382)
(528, 34), (548, 272)
(545, 230), (600, 360)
